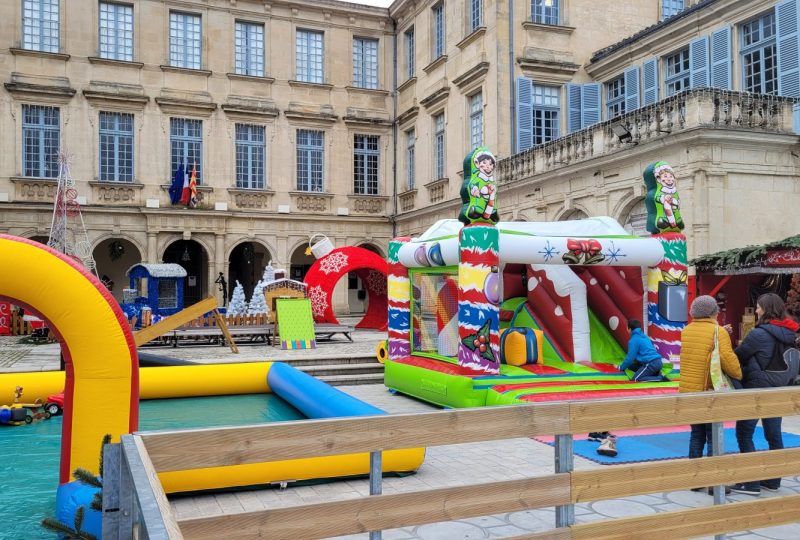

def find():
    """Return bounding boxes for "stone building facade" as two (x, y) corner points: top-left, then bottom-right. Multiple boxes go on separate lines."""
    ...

(2, 0), (799, 310)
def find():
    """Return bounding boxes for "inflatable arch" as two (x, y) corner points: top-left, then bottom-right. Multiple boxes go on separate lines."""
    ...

(0, 235), (138, 483)
(303, 246), (388, 330)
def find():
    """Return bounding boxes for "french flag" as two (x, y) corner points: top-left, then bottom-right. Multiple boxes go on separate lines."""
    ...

(179, 165), (190, 205)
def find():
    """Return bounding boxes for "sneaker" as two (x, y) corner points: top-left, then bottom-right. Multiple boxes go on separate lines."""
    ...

(588, 431), (609, 442)
(759, 482), (780, 492)
(597, 435), (618, 457)
(729, 483), (760, 496)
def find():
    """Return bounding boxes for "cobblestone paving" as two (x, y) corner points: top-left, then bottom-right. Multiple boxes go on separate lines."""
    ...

(2, 332), (800, 538)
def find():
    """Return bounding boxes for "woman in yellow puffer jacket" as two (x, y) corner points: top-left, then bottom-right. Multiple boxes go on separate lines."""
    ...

(680, 295), (742, 462)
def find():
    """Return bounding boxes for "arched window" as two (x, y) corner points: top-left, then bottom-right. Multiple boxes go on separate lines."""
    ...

(623, 199), (649, 236)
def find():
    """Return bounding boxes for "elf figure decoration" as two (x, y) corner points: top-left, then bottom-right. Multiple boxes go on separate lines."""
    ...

(643, 160), (685, 234)
(458, 147), (499, 225)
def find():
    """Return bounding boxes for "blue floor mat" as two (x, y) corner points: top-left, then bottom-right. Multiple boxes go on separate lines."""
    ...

(559, 427), (800, 465)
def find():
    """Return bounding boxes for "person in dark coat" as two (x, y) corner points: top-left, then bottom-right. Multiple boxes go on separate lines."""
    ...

(729, 293), (799, 495)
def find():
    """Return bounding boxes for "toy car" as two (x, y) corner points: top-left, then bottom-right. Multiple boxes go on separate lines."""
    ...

(45, 392), (65, 416)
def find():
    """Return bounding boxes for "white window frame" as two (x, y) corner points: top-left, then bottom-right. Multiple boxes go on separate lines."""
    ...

(740, 11), (778, 95)
(296, 129), (324, 192)
(605, 74), (626, 120)
(353, 37), (379, 89)
(664, 47), (690, 96)
(99, 2), (133, 61)
(234, 21), (265, 77)
(296, 29), (324, 83)
(469, 92), (483, 149)
(353, 134), (380, 195)
(406, 128), (416, 190)
(22, 0), (60, 53)
(405, 27), (415, 79)
(235, 123), (266, 190)
(532, 84), (560, 145)
(433, 113), (445, 180)
(169, 11), (202, 70)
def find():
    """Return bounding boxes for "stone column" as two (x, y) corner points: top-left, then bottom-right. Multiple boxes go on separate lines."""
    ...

(146, 232), (158, 263)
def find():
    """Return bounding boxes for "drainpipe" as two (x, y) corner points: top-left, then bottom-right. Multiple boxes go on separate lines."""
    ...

(509, 0), (516, 154)
(390, 17), (398, 239)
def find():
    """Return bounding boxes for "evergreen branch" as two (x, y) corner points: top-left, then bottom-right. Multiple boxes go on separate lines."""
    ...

(73, 468), (102, 488)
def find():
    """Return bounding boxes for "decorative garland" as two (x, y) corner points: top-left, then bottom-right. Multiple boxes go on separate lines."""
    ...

(691, 234), (800, 273)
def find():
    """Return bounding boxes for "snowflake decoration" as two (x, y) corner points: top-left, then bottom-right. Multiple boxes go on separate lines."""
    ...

(604, 241), (627, 263)
(307, 285), (329, 317)
(365, 270), (386, 296)
(319, 251), (349, 274)
(538, 240), (560, 263)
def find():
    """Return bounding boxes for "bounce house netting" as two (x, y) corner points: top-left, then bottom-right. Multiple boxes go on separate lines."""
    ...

(410, 270), (460, 360)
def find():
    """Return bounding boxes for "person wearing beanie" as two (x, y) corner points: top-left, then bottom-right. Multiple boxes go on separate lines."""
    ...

(680, 294), (742, 495)
(618, 319), (666, 382)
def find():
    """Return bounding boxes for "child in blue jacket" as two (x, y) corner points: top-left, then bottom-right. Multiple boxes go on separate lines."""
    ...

(619, 320), (665, 382)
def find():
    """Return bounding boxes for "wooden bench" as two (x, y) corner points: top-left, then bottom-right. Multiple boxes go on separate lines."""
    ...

(157, 325), (274, 347)
(313, 323), (354, 342)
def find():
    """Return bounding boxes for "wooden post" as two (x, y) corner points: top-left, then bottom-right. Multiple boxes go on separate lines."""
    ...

(213, 309), (239, 354)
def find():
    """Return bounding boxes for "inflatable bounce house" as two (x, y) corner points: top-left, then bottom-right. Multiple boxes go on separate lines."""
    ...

(385, 149), (688, 407)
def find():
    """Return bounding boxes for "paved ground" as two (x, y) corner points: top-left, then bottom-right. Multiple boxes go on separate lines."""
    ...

(2, 328), (800, 539)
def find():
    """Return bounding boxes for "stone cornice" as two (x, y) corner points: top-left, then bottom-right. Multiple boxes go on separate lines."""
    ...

(397, 105), (419, 127)
(83, 87), (149, 109)
(517, 57), (580, 82)
(452, 61), (490, 91)
(9, 47), (70, 61)
(397, 76), (417, 93)
(226, 73), (275, 84)
(345, 86), (390, 97)
(420, 86), (450, 110)
(288, 80), (334, 91)
(154, 96), (217, 116)
(283, 109), (338, 124)
(221, 98), (279, 118)
(422, 54), (447, 75)
(456, 27), (486, 50)
(4, 81), (76, 102)
(521, 21), (575, 35)
(159, 65), (212, 77)
(88, 57), (144, 69)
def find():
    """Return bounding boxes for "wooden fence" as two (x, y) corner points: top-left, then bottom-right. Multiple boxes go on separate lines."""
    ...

(133, 312), (269, 329)
(109, 387), (800, 540)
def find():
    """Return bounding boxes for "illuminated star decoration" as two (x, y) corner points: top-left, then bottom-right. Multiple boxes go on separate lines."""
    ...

(604, 241), (627, 263)
(538, 240), (560, 262)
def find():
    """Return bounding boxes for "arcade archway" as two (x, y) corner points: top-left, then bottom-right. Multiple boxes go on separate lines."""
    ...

(163, 239), (208, 306)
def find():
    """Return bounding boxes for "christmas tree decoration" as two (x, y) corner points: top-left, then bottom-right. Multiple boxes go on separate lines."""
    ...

(227, 281), (247, 316)
(48, 152), (97, 274)
(248, 280), (268, 315)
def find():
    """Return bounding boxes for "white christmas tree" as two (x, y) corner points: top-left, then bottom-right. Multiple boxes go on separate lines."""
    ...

(227, 281), (247, 316)
(248, 280), (268, 315)
(262, 260), (275, 283)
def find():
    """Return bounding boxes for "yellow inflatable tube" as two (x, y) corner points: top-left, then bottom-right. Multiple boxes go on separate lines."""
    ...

(0, 363), (425, 494)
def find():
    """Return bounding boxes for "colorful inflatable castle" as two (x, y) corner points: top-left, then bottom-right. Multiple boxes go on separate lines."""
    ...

(385, 149), (688, 407)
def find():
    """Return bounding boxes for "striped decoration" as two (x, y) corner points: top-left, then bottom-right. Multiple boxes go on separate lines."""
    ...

(647, 232), (687, 367)
(388, 238), (412, 360)
(457, 225), (501, 374)
(282, 339), (316, 350)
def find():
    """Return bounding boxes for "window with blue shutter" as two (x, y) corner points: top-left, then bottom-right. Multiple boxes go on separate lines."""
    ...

(624, 66), (640, 113)
(689, 35), (710, 88)
(516, 76), (533, 152)
(664, 47), (690, 95)
(643, 58), (659, 105)
(606, 75), (625, 119)
(777, 0), (800, 97)
(581, 83), (601, 128)
(710, 26), (733, 90)
(741, 14), (777, 94)
(532, 85), (560, 145)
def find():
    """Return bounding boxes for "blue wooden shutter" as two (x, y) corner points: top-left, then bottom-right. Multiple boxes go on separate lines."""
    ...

(581, 83), (601, 128)
(567, 83), (582, 133)
(794, 102), (800, 133)
(710, 26), (732, 90)
(777, 0), (800, 97)
(689, 35), (710, 88)
(642, 57), (659, 105)
(624, 66), (641, 112)
(516, 76), (534, 152)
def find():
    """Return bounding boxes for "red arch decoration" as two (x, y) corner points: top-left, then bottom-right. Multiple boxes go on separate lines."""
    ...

(303, 246), (388, 330)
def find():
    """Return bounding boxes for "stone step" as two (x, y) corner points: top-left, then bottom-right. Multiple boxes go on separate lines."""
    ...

(275, 355), (377, 368)
(299, 363), (384, 377)
(316, 372), (386, 386)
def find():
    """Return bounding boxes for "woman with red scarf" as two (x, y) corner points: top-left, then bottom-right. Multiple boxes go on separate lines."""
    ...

(729, 293), (799, 495)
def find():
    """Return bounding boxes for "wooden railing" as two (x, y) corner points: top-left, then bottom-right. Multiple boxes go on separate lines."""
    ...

(110, 387), (800, 539)
(133, 312), (269, 329)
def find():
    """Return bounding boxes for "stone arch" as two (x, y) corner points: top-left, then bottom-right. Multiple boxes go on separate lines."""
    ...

(615, 195), (649, 237)
(554, 206), (590, 221)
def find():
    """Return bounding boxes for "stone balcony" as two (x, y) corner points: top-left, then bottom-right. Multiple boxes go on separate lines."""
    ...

(495, 88), (796, 185)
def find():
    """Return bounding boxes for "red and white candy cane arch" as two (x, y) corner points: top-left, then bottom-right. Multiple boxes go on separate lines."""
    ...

(303, 246), (388, 330)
